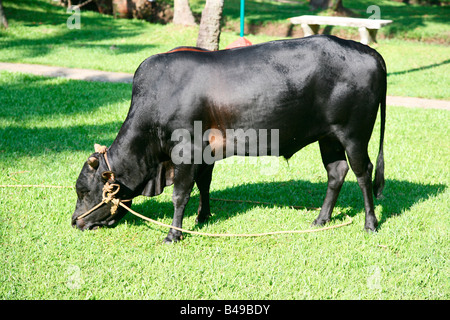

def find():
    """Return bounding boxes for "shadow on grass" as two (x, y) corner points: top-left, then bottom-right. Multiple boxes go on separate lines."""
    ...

(0, 122), (124, 157)
(222, 0), (310, 23)
(379, 5), (449, 40)
(221, 0), (449, 41)
(0, 75), (131, 120)
(2, 0), (156, 61)
(387, 59), (450, 77)
(0, 73), (131, 156)
(122, 178), (446, 234)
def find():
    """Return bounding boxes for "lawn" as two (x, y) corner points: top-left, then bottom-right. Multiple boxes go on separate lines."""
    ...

(194, 0), (450, 43)
(0, 71), (448, 299)
(0, 0), (449, 99)
(0, 0), (449, 300)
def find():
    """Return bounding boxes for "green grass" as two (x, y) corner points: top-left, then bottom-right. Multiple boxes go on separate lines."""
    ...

(0, 0), (449, 300)
(1, 71), (449, 299)
(376, 39), (450, 99)
(195, 0), (450, 43)
(1, 0), (449, 99)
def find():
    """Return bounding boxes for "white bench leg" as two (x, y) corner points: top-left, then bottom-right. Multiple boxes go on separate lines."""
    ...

(301, 23), (320, 37)
(358, 27), (378, 45)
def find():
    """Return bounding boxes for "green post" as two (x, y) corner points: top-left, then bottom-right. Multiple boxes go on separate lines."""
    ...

(240, 0), (245, 37)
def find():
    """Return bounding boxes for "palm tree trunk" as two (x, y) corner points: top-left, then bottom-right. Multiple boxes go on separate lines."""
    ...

(173, 0), (196, 26)
(196, 0), (224, 51)
(0, 0), (8, 29)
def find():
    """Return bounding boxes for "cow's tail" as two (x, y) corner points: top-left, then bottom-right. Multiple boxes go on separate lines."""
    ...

(373, 77), (386, 199)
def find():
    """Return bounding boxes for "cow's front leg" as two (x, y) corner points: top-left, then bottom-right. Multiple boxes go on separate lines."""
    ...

(165, 164), (195, 244)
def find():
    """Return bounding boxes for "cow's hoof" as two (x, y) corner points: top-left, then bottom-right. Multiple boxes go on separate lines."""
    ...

(364, 225), (378, 233)
(196, 213), (211, 224)
(163, 237), (175, 244)
(163, 232), (183, 244)
(312, 218), (330, 227)
(364, 216), (378, 233)
(163, 236), (180, 244)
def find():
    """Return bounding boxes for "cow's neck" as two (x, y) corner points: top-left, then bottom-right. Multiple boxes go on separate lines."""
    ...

(106, 125), (160, 198)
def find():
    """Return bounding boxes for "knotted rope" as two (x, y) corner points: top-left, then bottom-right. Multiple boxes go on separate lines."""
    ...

(1, 143), (353, 237)
(1, 183), (352, 237)
(76, 182), (132, 221)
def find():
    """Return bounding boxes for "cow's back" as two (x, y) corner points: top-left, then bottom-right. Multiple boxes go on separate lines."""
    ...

(129, 35), (386, 158)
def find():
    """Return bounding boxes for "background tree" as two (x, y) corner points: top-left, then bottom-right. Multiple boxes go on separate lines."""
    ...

(0, 0), (8, 29)
(173, 0), (196, 26)
(196, 0), (224, 51)
(310, 0), (346, 12)
(309, 0), (355, 16)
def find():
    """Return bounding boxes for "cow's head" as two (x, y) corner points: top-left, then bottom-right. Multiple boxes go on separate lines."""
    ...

(71, 145), (129, 230)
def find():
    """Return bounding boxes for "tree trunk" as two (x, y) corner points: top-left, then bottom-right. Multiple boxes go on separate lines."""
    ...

(96, 0), (113, 15)
(196, 0), (224, 51)
(0, 0), (8, 29)
(173, 0), (196, 26)
(310, 0), (344, 11)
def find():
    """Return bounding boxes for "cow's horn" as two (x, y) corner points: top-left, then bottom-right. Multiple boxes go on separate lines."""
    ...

(87, 156), (99, 169)
(94, 143), (107, 154)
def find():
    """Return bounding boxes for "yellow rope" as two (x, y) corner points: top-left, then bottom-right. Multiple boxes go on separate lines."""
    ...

(0, 184), (74, 189)
(0, 184), (353, 237)
(119, 202), (352, 237)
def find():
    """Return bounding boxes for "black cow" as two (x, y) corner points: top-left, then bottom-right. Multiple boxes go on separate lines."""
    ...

(72, 35), (386, 243)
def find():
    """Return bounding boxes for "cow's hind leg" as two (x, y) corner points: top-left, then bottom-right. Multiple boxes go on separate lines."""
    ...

(345, 142), (378, 232)
(195, 163), (215, 224)
(165, 164), (195, 244)
(313, 138), (349, 226)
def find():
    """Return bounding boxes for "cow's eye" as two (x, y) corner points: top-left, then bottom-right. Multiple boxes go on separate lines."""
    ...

(76, 188), (89, 199)
(76, 190), (84, 199)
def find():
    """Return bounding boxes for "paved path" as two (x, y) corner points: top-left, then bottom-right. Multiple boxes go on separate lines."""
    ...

(386, 96), (449, 110)
(0, 62), (133, 83)
(1, 62), (449, 110)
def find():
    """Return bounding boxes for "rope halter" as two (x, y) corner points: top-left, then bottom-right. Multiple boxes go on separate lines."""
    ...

(76, 145), (131, 221)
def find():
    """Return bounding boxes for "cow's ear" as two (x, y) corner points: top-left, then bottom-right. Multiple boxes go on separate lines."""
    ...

(101, 171), (115, 183)
(87, 156), (99, 169)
